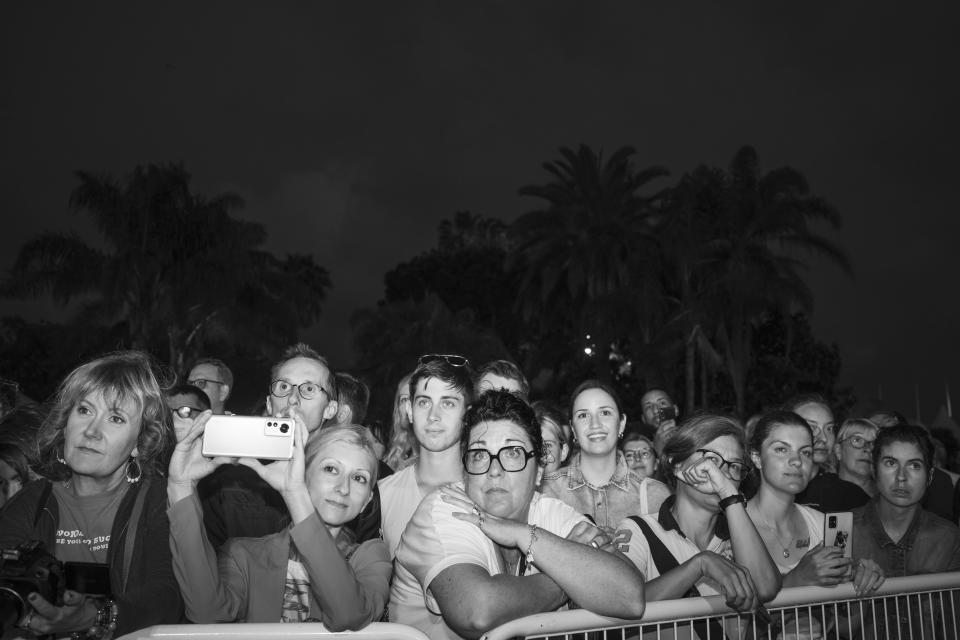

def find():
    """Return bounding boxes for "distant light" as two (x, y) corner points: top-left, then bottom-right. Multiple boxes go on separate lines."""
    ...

(585, 334), (591, 339)
(584, 347), (593, 356)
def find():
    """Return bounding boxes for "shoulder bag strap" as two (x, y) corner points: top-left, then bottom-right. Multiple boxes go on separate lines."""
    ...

(627, 515), (730, 640)
(121, 478), (150, 592)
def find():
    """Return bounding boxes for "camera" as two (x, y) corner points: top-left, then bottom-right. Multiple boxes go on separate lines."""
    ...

(0, 541), (63, 633)
(656, 405), (677, 423)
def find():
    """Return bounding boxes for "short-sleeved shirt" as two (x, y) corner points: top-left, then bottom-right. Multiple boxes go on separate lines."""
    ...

(378, 465), (424, 559)
(390, 483), (586, 640)
(52, 481), (128, 563)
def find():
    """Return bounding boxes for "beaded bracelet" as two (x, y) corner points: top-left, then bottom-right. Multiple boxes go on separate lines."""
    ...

(72, 600), (118, 640)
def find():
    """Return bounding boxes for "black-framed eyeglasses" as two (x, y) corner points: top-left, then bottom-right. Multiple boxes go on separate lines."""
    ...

(269, 380), (331, 401)
(173, 406), (204, 419)
(624, 450), (655, 462)
(188, 378), (224, 390)
(463, 446), (535, 475)
(695, 448), (747, 481)
(418, 353), (470, 368)
(839, 435), (875, 451)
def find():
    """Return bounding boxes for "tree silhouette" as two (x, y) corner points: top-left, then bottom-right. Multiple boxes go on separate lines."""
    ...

(1, 163), (331, 369)
(697, 146), (850, 416)
(510, 145), (669, 382)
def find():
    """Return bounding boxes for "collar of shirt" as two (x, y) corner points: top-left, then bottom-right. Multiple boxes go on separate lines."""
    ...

(656, 495), (732, 542)
(862, 496), (923, 551)
(564, 452), (635, 491)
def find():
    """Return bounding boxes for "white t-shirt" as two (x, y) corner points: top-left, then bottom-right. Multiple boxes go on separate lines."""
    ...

(379, 465), (425, 559)
(390, 484), (586, 640)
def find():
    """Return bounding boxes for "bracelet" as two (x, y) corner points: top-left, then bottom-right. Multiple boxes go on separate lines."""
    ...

(524, 524), (539, 568)
(718, 493), (747, 511)
(71, 600), (118, 640)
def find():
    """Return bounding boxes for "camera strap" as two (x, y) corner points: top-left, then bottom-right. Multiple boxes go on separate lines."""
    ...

(121, 479), (150, 593)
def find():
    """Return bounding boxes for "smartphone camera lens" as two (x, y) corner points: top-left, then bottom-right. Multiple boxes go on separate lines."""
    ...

(828, 516), (836, 527)
(280, 423), (290, 433)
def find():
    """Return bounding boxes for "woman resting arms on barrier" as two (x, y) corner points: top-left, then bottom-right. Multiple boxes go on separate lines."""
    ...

(167, 415), (391, 628)
(390, 390), (646, 640)
(0, 351), (182, 638)
(613, 413), (781, 615)
(746, 411), (884, 594)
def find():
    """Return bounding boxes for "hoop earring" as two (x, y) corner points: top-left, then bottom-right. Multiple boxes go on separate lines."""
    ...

(125, 458), (142, 484)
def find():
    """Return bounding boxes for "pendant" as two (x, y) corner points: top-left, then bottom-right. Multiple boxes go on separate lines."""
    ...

(782, 549), (790, 558)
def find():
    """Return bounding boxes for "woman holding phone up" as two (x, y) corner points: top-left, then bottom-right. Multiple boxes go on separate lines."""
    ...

(167, 412), (391, 627)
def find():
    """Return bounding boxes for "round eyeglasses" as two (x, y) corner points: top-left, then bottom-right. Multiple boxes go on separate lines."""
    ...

(624, 450), (655, 463)
(269, 380), (331, 401)
(839, 435), (875, 451)
(463, 446), (535, 475)
(695, 448), (748, 481)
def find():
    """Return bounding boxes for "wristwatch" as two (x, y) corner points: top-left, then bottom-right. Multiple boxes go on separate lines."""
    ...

(718, 493), (747, 511)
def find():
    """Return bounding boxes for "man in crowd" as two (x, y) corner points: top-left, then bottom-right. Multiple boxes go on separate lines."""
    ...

(379, 354), (474, 557)
(641, 388), (679, 454)
(475, 359), (529, 400)
(164, 383), (211, 440)
(198, 343), (340, 547)
(187, 357), (234, 415)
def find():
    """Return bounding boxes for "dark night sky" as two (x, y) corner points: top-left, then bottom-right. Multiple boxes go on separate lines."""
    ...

(2, 3), (958, 419)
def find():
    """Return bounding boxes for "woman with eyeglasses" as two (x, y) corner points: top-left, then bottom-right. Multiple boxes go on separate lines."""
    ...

(613, 413), (781, 624)
(532, 400), (569, 479)
(745, 411), (884, 593)
(621, 428), (659, 479)
(167, 413), (391, 627)
(390, 390), (646, 640)
(541, 380), (671, 535)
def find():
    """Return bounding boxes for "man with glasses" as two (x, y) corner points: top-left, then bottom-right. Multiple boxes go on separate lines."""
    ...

(165, 383), (211, 441)
(379, 354), (474, 558)
(187, 357), (234, 415)
(199, 343), (340, 548)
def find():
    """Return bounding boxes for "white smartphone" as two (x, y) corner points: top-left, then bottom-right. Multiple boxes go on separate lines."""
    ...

(823, 511), (853, 559)
(201, 415), (295, 460)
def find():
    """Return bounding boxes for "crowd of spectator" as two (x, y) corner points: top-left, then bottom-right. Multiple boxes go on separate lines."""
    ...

(0, 347), (958, 640)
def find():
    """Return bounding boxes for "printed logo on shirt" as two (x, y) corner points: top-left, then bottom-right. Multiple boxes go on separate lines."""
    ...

(613, 528), (632, 553)
(57, 529), (110, 553)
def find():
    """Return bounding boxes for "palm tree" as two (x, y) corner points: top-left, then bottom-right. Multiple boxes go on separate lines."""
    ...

(699, 146), (851, 416)
(1, 163), (331, 368)
(510, 145), (669, 381)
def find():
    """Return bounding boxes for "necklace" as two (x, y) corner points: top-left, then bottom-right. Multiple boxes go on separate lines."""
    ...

(749, 505), (795, 559)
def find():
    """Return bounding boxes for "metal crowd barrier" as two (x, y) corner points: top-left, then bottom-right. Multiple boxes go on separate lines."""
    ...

(116, 621), (430, 640)
(481, 571), (960, 640)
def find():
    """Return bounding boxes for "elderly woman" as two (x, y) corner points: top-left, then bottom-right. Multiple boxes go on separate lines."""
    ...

(746, 411), (884, 592)
(390, 389), (646, 640)
(167, 414), (391, 627)
(613, 413), (781, 628)
(0, 351), (182, 638)
(541, 380), (670, 534)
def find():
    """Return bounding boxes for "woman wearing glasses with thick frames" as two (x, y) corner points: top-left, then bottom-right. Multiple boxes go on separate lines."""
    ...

(389, 390), (646, 640)
(613, 413), (781, 624)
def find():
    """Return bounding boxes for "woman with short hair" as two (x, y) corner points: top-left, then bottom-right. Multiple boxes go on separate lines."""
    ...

(0, 351), (182, 637)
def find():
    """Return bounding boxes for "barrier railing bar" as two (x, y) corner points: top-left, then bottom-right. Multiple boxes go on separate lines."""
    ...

(480, 572), (960, 640)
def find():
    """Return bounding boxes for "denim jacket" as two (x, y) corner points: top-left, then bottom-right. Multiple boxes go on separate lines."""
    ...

(540, 452), (671, 533)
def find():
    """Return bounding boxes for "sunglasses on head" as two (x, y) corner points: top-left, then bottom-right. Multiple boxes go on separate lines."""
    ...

(418, 354), (470, 368)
